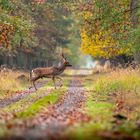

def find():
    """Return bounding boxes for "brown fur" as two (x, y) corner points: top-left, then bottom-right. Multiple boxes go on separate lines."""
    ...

(30, 54), (71, 90)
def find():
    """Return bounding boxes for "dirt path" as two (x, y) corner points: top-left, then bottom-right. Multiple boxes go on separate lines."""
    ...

(0, 69), (91, 108)
(8, 77), (90, 140)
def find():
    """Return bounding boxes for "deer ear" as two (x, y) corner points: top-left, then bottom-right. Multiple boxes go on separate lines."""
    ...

(61, 53), (64, 58)
(61, 53), (66, 61)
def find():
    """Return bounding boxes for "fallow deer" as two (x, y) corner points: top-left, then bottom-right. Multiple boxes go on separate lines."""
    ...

(30, 53), (72, 90)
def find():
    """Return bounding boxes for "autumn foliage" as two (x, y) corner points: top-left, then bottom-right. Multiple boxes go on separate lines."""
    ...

(78, 0), (139, 58)
(80, 29), (128, 58)
(0, 23), (14, 48)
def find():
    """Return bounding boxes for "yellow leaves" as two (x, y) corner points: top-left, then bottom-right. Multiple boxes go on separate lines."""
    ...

(79, 11), (93, 20)
(78, 0), (132, 58)
(80, 30), (128, 58)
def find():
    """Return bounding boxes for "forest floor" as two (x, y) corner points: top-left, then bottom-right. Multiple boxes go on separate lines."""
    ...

(0, 69), (140, 140)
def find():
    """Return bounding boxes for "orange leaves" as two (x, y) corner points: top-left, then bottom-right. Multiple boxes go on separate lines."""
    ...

(0, 23), (14, 48)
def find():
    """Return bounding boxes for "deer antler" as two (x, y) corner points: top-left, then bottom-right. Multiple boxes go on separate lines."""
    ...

(61, 53), (66, 62)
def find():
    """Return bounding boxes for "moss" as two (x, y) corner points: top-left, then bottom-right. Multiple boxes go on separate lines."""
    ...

(17, 90), (60, 118)
(15, 77), (70, 118)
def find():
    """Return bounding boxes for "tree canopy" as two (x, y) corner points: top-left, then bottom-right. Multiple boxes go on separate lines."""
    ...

(77, 0), (140, 58)
(0, 0), (140, 68)
(0, 0), (76, 68)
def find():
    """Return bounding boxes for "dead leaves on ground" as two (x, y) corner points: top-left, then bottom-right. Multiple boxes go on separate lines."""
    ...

(0, 78), (91, 139)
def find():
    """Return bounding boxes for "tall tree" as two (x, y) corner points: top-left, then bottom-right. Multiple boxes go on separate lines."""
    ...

(76, 0), (140, 59)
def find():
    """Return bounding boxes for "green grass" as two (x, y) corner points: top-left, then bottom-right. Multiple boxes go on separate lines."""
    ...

(84, 75), (114, 123)
(17, 78), (70, 118)
(66, 94), (113, 140)
(86, 98), (113, 120)
(17, 89), (60, 118)
(93, 69), (140, 95)
(65, 69), (140, 140)
(66, 123), (103, 140)
(2, 77), (70, 118)
(3, 91), (48, 113)
(2, 76), (69, 111)
(0, 76), (71, 138)
(1, 69), (140, 139)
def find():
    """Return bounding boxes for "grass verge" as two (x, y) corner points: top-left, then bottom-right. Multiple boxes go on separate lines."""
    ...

(0, 76), (71, 137)
(2, 76), (70, 117)
(17, 89), (61, 118)
(0, 70), (29, 100)
(65, 69), (140, 140)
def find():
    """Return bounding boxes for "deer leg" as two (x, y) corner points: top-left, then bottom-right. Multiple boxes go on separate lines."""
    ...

(33, 80), (37, 91)
(29, 78), (33, 89)
(29, 72), (33, 89)
(56, 77), (63, 87)
(31, 77), (39, 91)
(52, 76), (56, 89)
(56, 76), (62, 80)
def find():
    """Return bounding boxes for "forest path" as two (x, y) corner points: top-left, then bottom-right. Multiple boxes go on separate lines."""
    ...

(3, 70), (91, 140)
(0, 69), (93, 140)
(21, 77), (90, 140)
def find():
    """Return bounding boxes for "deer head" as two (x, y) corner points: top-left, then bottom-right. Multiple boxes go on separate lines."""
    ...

(61, 53), (72, 67)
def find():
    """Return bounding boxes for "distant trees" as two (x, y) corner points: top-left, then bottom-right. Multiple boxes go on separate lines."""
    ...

(0, 0), (73, 69)
(1, 0), (138, 69)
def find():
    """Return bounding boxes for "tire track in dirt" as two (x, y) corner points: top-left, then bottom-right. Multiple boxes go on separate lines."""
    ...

(0, 80), (48, 108)
(12, 77), (90, 140)
(4, 89), (53, 113)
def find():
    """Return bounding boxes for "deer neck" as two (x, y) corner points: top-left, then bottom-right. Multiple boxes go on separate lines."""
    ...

(57, 62), (66, 72)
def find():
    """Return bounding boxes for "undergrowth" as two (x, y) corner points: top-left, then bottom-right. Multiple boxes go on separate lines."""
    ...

(0, 70), (29, 99)
(66, 69), (140, 140)
(94, 69), (140, 95)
